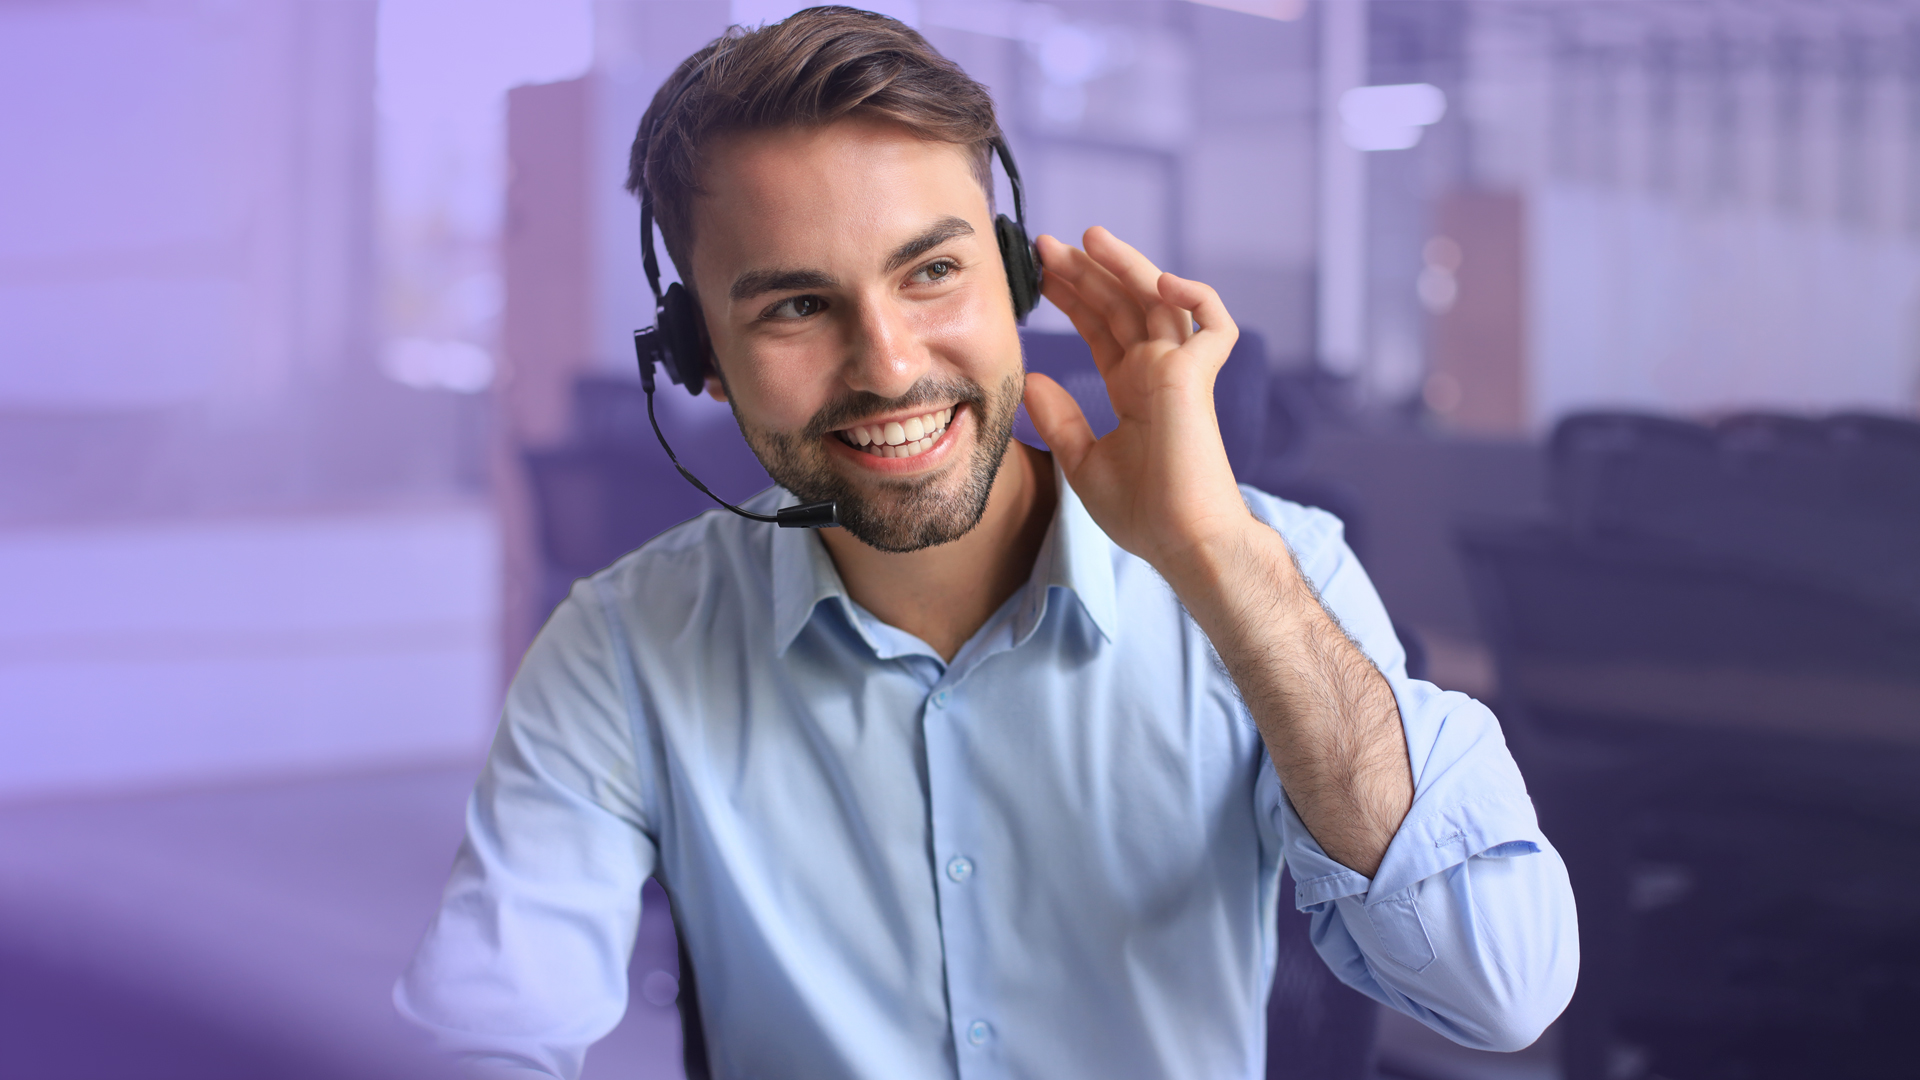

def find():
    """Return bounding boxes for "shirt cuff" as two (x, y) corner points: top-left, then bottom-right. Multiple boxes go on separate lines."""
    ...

(1268, 678), (1550, 910)
(1277, 786), (1544, 910)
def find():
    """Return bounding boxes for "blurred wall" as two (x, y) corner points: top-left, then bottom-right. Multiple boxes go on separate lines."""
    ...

(1447, 1), (1920, 431)
(0, 0), (496, 799)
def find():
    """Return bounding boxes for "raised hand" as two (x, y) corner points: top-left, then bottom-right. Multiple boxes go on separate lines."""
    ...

(1023, 227), (1253, 570)
(1028, 227), (1412, 878)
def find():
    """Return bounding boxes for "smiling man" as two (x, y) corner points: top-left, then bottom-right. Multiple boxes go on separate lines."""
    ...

(396, 8), (1578, 1079)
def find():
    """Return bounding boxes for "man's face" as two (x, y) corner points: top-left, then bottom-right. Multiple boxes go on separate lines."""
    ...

(688, 117), (1026, 553)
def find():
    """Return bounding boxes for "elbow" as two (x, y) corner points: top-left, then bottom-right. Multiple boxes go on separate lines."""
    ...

(1461, 1023), (1547, 1056)
(1423, 896), (1581, 1052)
(1452, 940), (1580, 1053)
(1464, 847), (1582, 1053)
(1468, 985), (1569, 1053)
(1382, 938), (1579, 1054)
(1519, 952), (1581, 1050)
(1364, 839), (1583, 1053)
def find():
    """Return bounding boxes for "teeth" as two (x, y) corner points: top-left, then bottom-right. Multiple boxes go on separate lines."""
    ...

(839, 406), (955, 460)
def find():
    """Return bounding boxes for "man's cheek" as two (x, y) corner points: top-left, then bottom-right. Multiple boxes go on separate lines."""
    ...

(741, 369), (831, 433)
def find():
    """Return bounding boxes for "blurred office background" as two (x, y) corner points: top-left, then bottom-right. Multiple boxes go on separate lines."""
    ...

(2, 1), (1916, 1078)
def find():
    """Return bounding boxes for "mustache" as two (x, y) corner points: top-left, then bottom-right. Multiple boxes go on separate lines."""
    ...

(802, 376), (991, 439)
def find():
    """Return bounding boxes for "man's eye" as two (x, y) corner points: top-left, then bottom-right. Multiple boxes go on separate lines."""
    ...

(766, 295), (825, 320)
(912, 260), (958, 284)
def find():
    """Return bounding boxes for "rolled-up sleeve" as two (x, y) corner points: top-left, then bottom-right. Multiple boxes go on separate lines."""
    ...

(394, 579), (659, 1079)
(1249, 489), (1580, 1052)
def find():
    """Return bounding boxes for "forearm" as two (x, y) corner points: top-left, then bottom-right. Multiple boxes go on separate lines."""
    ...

(1162, 518), (1412, 876)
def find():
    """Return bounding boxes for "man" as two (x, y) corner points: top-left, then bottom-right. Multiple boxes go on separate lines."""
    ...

(398, 8), (1577, 1078)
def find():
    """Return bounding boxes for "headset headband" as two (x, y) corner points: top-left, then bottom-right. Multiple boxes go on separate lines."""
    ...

(637, 50), (722, 306)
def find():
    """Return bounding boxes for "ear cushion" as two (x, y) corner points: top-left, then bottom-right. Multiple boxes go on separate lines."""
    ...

(995, 213), (1042, 323)
(658, 282), (707, 394)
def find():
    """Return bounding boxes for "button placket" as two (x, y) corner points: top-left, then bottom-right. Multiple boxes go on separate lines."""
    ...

(924, 680), (994, 1073)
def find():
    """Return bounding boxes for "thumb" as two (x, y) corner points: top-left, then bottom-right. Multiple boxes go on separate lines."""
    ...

(1024, 373), (1097, 475)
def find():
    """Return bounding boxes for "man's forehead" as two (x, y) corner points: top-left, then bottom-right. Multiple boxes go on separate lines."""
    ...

(702, 116), (979, 193)
(689, 119), (990, 276)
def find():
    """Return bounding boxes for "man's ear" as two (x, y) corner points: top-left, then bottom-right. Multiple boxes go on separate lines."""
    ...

(695, 311), (727, 401)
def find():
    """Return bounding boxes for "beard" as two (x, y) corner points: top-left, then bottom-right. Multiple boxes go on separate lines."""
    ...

(731, 370), (1025, 553)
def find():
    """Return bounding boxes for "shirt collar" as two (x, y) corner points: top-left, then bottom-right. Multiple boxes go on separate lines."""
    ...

(769, 462), (1119, 656)
(1013, 463), (1118, 646)
(771, 492), (852, 656)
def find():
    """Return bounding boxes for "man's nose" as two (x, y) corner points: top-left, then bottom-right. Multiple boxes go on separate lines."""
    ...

(841, 294), (930, 400)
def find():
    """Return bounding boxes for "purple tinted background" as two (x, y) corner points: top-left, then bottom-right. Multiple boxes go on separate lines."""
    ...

(2, 2), (1915, 1078)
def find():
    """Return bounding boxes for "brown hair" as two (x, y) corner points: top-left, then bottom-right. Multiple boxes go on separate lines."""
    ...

(626, 5), (1002, 287)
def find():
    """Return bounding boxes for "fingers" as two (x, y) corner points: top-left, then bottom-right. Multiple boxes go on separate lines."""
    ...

(1038, 230), (1239, 382)
(1082, 228), (1191, 345)
(1158, 273), (1238, 370)
(1037, 237), (1124, 369)
(1037, 234), (1147, 369)
(1023, 372), (1097, 476)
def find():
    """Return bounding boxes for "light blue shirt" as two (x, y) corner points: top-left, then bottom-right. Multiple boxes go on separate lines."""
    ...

(397, 475), (1578, 1079)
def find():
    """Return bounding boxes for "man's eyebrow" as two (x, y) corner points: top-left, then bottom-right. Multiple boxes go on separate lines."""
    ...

(885, 217), (975, 273)
(727, 217), (975, 301)
(730, 267), (838, 302)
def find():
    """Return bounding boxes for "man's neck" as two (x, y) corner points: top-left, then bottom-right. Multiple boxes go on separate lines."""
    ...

(820, 441), (1057, 662)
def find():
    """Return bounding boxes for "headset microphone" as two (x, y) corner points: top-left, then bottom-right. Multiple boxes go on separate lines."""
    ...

(631, 327), (840, 529)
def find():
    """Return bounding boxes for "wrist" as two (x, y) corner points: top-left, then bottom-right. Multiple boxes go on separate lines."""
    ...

(1154, 514), (1302, 612)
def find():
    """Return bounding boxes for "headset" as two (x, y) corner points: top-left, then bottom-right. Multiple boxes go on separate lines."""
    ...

(631, 54), (1044, 530)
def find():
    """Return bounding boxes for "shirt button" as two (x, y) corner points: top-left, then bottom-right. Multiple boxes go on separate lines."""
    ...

(967, 1019), (991, 1045)
(931, 690), (949, 709)
(946, 856), (973, 883)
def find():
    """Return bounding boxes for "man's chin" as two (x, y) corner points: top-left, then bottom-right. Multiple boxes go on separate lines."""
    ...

(822, 467), (993, 554)
(838, 510), (979, 555)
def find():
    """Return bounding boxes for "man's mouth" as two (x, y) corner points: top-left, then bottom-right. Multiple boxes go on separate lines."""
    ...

(834, 406), (955, 459)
